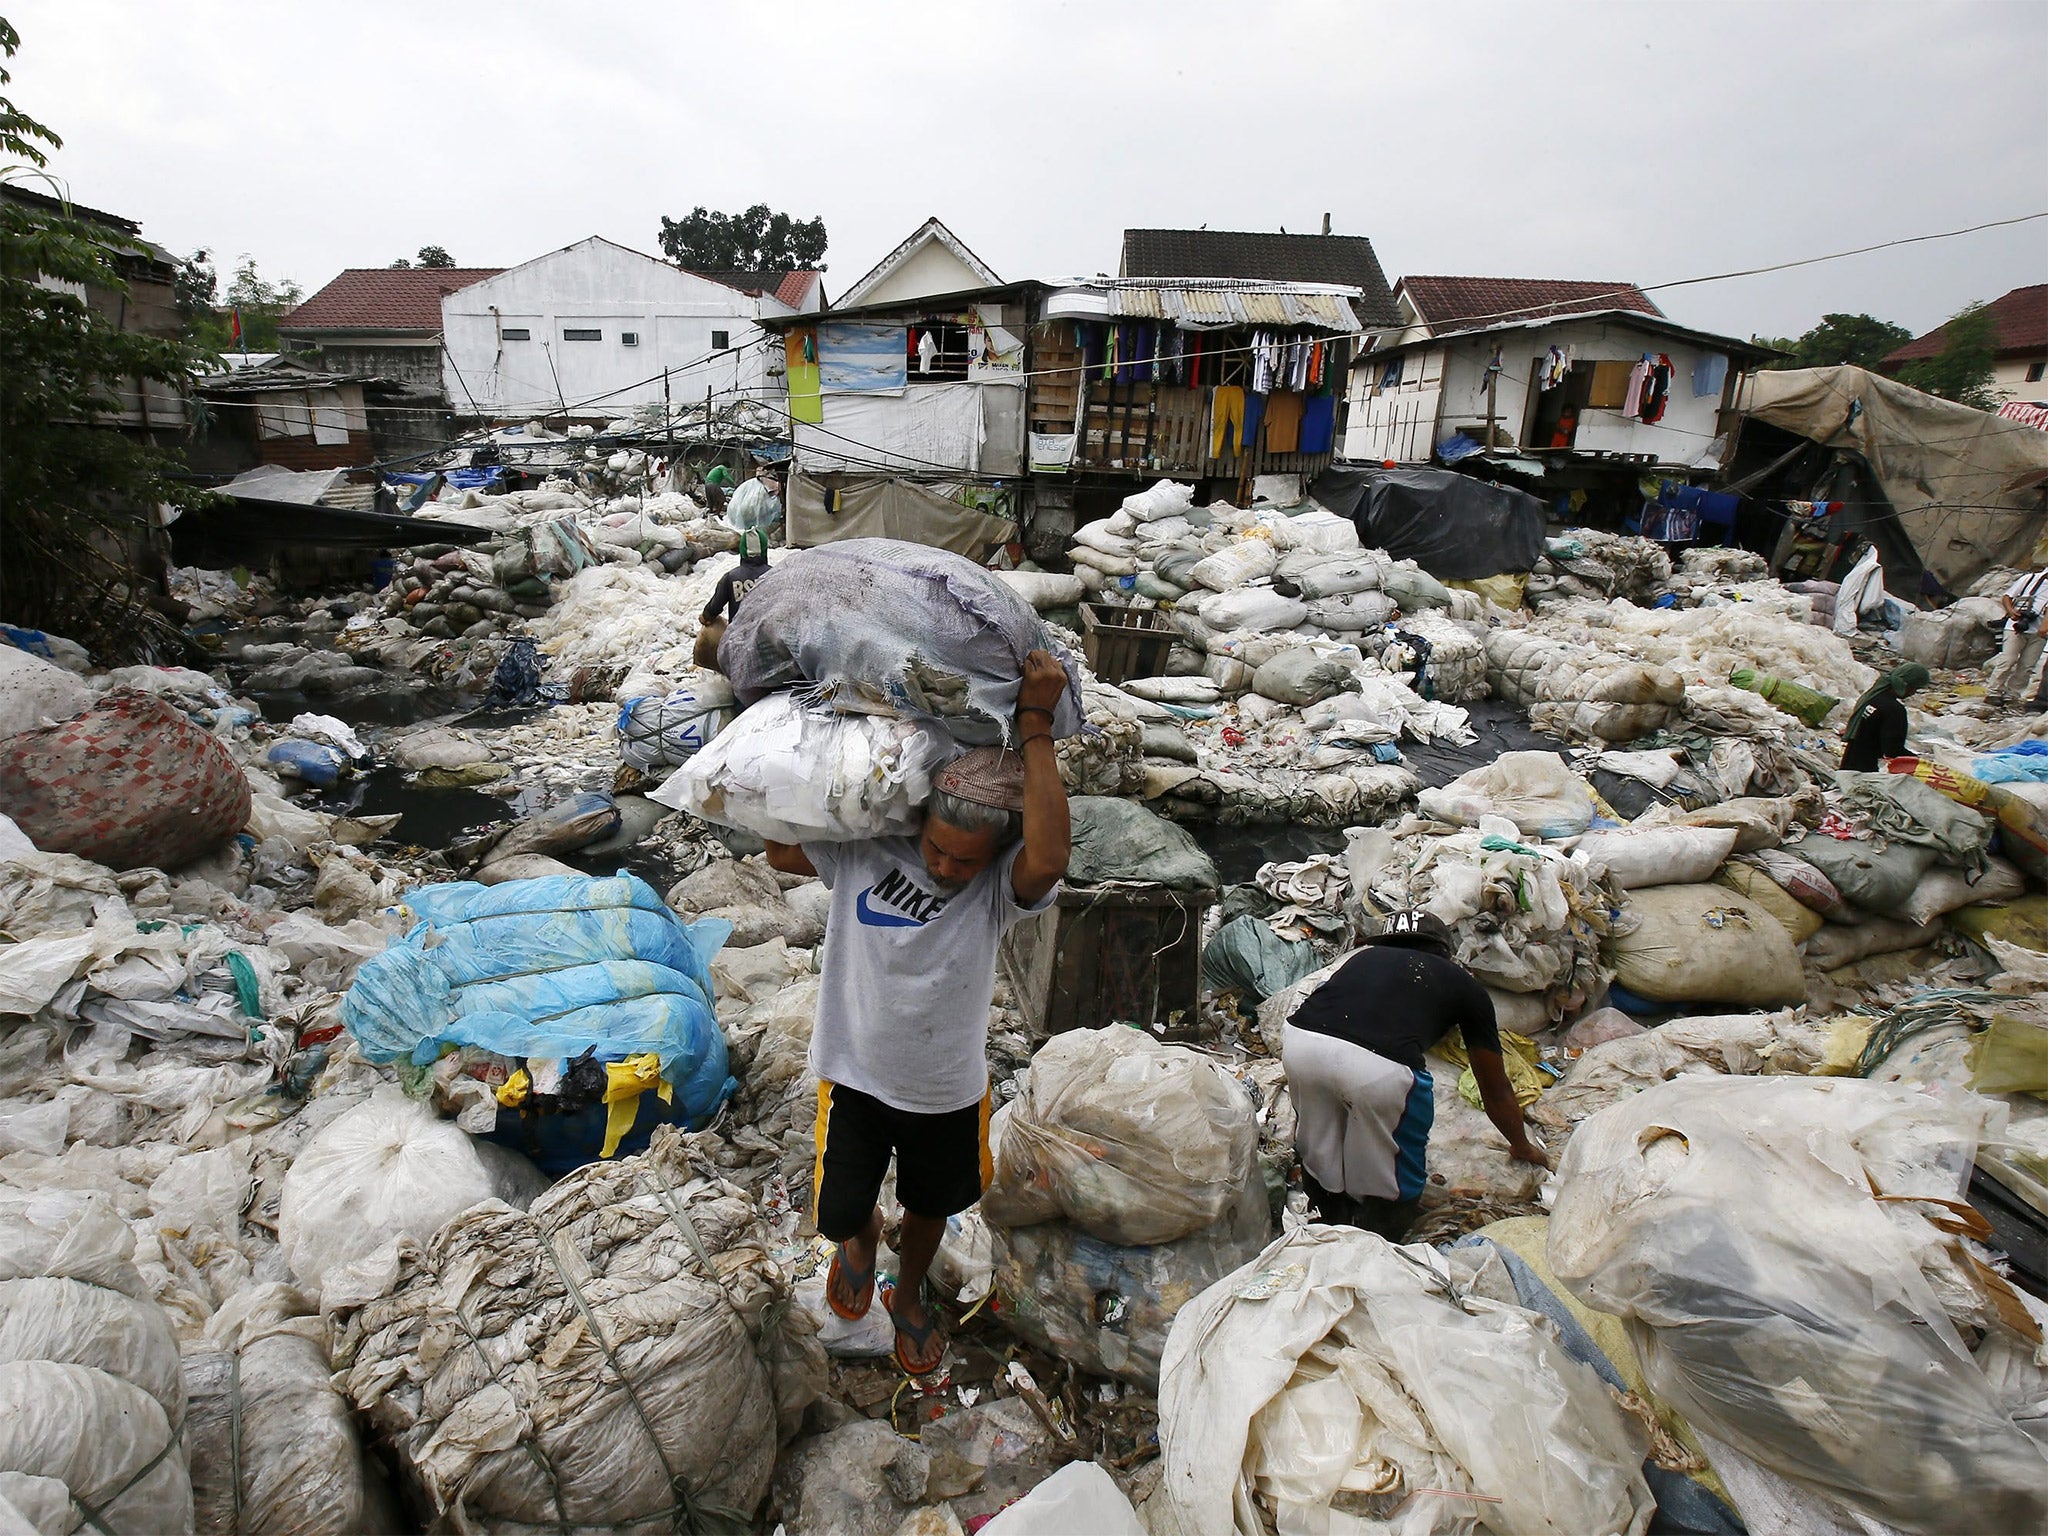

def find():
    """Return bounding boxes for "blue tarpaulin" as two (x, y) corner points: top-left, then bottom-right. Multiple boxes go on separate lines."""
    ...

(342, 874), (736, 1126)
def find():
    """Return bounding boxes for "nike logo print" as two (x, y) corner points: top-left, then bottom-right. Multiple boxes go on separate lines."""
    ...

(856, 890), (924, 927)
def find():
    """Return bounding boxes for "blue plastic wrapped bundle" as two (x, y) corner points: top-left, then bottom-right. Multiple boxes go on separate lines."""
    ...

(341, 874), (736, 1127)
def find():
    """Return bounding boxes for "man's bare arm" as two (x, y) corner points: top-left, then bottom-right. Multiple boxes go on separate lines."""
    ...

(1011, 650), (1071, 907)
(762, 841), (817, 878)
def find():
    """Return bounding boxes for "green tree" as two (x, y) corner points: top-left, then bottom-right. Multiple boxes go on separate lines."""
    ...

(1898, 301), (2000, 409)
(1765, 312), (1914, 371)
(415, 244), (454, 268)
(220, 257), (301, 351)
(0, 16), (216, 662)
(657, 204), (826, 271)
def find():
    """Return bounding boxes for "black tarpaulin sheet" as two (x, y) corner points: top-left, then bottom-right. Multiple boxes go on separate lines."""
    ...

(1312, 465), (1546, 580)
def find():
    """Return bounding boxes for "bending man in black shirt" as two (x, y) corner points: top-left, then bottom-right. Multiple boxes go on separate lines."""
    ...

(1283, 910), (1546, 1240)
(1838, 663), (1929, 773)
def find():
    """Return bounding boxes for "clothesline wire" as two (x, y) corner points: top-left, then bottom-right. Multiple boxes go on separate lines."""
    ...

(1374, 209), (2048, 343)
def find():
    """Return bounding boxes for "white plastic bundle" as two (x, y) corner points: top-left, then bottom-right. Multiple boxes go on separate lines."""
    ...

(277, 1090), (529, 1308)
(1274, 507), (1361, 555)
(652, 692), (963, 844)
(1190, 540), (1278, 593)
(0, 1192), (194, 1533)
(1150, 1227), (1654, 1536)
(1122, 479), (1197, 521)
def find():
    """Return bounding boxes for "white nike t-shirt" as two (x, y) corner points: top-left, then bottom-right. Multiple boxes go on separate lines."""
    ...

(803, 836), (1056, 1114)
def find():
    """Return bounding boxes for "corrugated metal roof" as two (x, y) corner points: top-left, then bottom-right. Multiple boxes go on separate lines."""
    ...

(1062, 279), (1361, 333)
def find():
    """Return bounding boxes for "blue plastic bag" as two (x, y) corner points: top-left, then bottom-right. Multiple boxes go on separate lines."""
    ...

(342, 874), (736, 1125)
(267, 738), (349, 788)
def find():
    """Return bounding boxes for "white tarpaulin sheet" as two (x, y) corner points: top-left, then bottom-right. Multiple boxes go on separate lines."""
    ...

(1739, 365), (2048, 586)
(796, 383), (988, 473)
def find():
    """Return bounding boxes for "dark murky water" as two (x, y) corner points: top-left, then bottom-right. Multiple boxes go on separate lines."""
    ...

(1190, 823), (1351, 886)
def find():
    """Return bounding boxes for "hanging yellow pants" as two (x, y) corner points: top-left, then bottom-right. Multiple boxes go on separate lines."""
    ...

(1210, 386), (1246, 457)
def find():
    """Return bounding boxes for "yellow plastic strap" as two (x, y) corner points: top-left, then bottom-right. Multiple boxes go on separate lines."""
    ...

(496, 1068), (531, 1108)
(599, 1054), (672, 1158)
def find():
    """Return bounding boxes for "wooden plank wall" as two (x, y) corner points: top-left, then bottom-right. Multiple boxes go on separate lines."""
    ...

(1027, 319), (1342, 487)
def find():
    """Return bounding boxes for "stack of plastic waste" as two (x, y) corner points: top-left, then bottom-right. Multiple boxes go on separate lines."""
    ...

(980, 1026), (1271, 1386)
(652, 692), (962, 844)
(669, 538), (1084, 844)
(334, 1128), (827, 1533)
(1349, 797), (1619, 1019)
(1550, 1075), (2048, 1534)
(1523, 526), (1672, 604)
(338, 874), (734, 1172)
(0, 1191), (195, 1533)
(182, 1282), (383, 1536)
(1148, 1225), (1657, 1536)
(1485, 629), (1687, 743)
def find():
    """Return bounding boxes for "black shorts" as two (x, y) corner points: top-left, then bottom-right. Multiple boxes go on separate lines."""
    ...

(812, 1080), (991, 1240)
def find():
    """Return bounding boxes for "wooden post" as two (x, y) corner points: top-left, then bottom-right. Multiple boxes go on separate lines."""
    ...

(1485, 364), (1499, 449)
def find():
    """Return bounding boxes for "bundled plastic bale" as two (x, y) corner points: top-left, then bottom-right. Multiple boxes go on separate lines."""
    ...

(982, 1026), (1257, 1247)
(1899, 595), (2005, 669)
(1605, 885), (1806, 1007)
(1484, 630), (1685, 743)
(0, 1361), (193, 1535)
(1712, 861), (1825, 943)
(1889, 757), (2048, 882)
(0, 689), (251, 871)
(1802, 914), (1943, 970)
(1122, 478), (1196, 522)
(614, 679), (732, 772)
(1302, 590), (1395, 632)
(717, 539), (1083, 744)
(334, 1129), (827, 1533)
(1197, 587), (1305, 634)
(652, 691), (960, 844)
(1738, 848), (1848, 916)
(1793, 835), (1935, 915)
(1576, 824), (1737, 889)
(183, 1284), (372, 1536)
(1251, 649), (1358, 707)
(1891, 856), (2027, 926)
(0, 646), (89, 740)
(340, 874), (735, 1132)
(1417, 751), (1596, 839)
(1066, 797), (1218, 889)
(1149, 1226), (1655, 1536)
(1548, 1076), (2048, 1536)
(1385, 612), (1489, 703)
(1680, 794), (1804, 854)
(1205, 914), (1325, 1005)
(1837, 769), (1993, 870)
(1189, 540), (1278, 593)
(990, 1156), (1270, 1389)
(0, 1192), (194, 1534)
(1290, 556), (1384, 599)
(277, 1089), (547, 1306)
(0, 1191), (182, 1429)
(994, 571), (1086, 612)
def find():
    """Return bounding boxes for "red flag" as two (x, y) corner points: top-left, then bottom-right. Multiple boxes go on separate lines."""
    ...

(229, 306), (245, 353)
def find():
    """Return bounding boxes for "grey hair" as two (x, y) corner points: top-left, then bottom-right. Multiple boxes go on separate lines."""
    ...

(927, 790), (1021, 843)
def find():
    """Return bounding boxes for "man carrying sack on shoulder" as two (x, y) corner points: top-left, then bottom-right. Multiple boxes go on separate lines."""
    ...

(763, 651), (1071, 1374)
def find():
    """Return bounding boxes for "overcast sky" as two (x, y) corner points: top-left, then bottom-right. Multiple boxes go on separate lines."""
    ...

(9, 0), (2045, 340)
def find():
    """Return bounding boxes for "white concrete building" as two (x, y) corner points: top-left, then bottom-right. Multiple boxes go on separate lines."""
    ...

(439, 237), (800, 419)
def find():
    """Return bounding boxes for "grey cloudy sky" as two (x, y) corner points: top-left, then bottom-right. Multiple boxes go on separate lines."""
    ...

(10, 0), (2046, 339)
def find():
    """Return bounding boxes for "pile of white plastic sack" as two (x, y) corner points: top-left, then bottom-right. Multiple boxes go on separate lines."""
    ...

(652, 538), (1084, 846)
(333, 1127), (826, 1533)
(979, 1026), (1273, 1387)
(1550, 1073), (2048, 1534)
